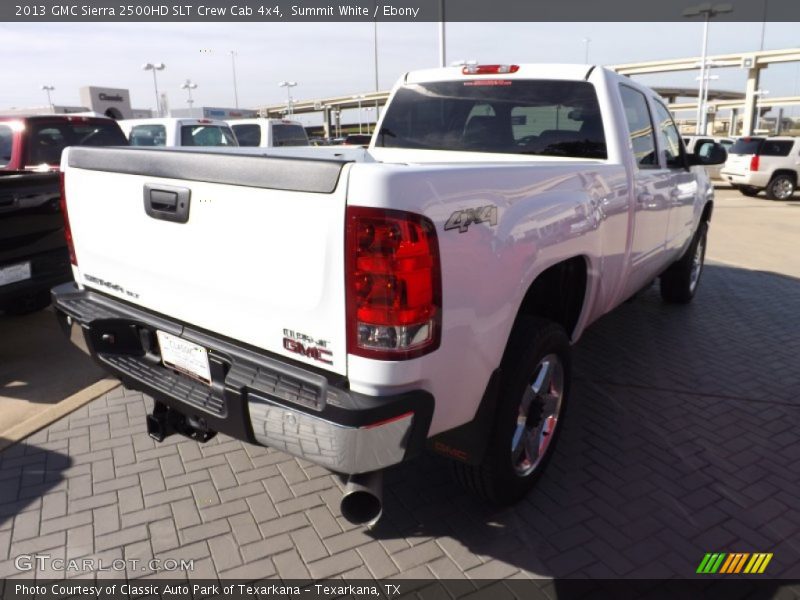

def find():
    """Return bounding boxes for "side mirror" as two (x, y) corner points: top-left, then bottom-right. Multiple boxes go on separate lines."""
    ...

(689, 141), (727, 166)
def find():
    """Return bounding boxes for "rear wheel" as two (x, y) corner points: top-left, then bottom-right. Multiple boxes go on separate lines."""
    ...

(452, 317), (570, 505)
(765, 175), (795, 200)
(736, 185), (760, 197)
(660, 221), (708, 304)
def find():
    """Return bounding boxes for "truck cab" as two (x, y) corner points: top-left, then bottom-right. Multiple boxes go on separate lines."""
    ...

(227, 118), (309, 148)
(120, 117), (238, 148)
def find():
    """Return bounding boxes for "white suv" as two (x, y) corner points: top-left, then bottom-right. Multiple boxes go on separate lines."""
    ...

(721, 136), (800, 200)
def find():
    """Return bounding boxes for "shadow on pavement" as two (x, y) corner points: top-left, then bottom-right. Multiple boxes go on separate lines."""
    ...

(0, 308), (104, 410)
(0, 437), (73, 577)
(369, 264), (800, 583)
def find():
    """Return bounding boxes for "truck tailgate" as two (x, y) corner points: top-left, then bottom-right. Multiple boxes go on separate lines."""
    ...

(64, 147), (350, 376)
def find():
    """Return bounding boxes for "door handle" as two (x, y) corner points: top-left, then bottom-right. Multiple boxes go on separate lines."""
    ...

(143, 184), (191, 224)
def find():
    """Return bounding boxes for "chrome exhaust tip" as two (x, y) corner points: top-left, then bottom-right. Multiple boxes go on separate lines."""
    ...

(340, 471), (383, 528)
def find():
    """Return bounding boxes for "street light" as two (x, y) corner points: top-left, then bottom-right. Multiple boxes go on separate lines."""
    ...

(695, 73), (719, 134)
(278, 81), (297, 116)
(142, 63), (166, 116)
(682, 3), (733, 135)
(582, 37), (591, 64)
(41, 85), (55, 111)
(230, 51), (239, 109)
(181, 80), (198, 117)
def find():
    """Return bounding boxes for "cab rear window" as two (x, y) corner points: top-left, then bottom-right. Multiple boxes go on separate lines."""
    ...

(0, 125), (12, 168)
(25, 120), (128, 167)
(376, 80), (606, 159)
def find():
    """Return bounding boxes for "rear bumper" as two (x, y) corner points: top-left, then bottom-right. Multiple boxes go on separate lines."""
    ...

(720, 171), (770, 188)
(0, 247), (71, 310)
(52, 282), (433, 474)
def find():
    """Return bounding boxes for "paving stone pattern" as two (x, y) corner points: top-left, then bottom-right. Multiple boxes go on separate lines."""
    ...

(0, 264), (799, 583)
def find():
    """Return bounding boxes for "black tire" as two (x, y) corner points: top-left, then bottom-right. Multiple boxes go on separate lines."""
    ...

(737, 185), (760, 197)
(660, 221), (708, 304)
(765, 175), (796, 201)
(452, 317), (571, 505)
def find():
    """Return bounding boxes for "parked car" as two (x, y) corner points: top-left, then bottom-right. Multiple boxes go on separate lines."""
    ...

(0, 115), (127, 314)
(53, 64), (725, 525)
(342, 134), (373, 147)
(683, 135), (733, 180)
(119, 118), (238, 148)
(720, 136), (799, 200)
(227, 118), (309, 147)
(0, 114), (127, 171)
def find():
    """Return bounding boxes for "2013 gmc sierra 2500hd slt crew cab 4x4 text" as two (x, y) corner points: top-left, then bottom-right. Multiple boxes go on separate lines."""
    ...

(52, 64), (726, 525)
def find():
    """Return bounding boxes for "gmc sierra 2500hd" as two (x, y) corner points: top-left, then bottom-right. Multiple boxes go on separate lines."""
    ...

(52, 64), (726, 525)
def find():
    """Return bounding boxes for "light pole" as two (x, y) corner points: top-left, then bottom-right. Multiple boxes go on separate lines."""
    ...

(682, 3), (733, 135)
(41, 85), (55, 111)
(181, 80), (198, 117)
(279, 81), (297, 116)
(582, 37), (591, 64)
(373, 20), (380, 91)
(695, 73), (719, 134)
(230, 51), (239, 109)
(142, 63), (166, 116)
(438, 0), (446, 67)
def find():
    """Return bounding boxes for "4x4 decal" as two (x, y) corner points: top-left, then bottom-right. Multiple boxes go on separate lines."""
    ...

(444, 205), (498, 233)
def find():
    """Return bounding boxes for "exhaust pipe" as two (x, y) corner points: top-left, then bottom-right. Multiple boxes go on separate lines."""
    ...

(340, 471), (383, 528)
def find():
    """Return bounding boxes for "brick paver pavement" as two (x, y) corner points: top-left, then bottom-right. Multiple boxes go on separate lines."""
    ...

(0, 262), (798, 581)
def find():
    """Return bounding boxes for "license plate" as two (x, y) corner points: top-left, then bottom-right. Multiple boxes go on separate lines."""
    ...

(0, 262), (32, 287)
(156, 331), (211, 385)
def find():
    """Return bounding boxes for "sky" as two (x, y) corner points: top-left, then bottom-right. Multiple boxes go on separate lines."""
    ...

(3, 21), (800, 124)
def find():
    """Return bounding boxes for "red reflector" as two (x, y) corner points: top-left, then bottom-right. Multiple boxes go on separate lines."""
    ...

(345, 207), (442, 360)
(361, 411), (414, 430)
(462, 64), (519, 75)
(197, 119), (212, 123)
(59, 171), (77, 266)
(750, 155), (760, 171)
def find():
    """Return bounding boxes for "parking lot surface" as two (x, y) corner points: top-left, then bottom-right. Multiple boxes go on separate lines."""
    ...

(0, 189), (798, 581)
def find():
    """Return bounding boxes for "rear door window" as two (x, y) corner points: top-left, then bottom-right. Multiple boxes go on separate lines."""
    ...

(759, 140), (793, 156)
(619, 85), (658, 169)
(232, 124), (261, 146)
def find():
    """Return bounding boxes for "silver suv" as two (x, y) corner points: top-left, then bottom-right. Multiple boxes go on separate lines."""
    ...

(721, 136), (800, 200)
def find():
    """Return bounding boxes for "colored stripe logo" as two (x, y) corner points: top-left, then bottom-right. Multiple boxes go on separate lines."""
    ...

(697, 553), (773, 574)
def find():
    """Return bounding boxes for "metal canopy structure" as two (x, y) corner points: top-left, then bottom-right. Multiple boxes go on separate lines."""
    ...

(255, 48), (800, 137)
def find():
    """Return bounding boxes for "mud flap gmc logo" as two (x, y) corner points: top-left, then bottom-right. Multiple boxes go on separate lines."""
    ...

(283, 338), (333, 365)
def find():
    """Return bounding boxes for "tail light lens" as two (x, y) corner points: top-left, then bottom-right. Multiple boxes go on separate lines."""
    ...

(749, 155), (760, 171)
(59, 171), (77, 266)
(345, 207), (441, 360)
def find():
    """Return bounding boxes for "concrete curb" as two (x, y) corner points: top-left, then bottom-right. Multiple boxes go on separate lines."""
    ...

(0, 378), (120, 452)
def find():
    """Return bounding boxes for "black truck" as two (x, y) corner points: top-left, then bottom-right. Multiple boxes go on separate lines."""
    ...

(0, 115), (127, 314)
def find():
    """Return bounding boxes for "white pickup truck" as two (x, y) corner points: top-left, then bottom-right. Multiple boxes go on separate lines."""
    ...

(53, 64), (725, 526)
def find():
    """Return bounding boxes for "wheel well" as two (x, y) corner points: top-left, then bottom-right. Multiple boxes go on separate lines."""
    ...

(770, 170), (797, 185)
(701, 200), (713, 223)
(513, 257), (587, 343)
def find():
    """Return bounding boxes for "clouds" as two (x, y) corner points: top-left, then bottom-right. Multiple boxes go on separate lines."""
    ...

(3, 21), (797, 118)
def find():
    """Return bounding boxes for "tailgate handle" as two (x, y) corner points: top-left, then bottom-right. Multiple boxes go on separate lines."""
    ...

(144, 184), (190, 224)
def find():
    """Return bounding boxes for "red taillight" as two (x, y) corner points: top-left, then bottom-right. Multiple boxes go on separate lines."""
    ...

(462, 64), (519, 75)
(59, 171), (77, 266)
(749, 155), (760, 171)
(345, 207), (442, 360)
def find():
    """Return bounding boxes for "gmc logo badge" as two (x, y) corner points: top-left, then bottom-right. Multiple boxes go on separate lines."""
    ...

(283, 338), (333, 365)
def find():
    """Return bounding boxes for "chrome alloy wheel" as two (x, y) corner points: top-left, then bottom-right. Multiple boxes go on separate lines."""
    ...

(689, 234), (705, 294)
(511, 354), (564, 477)
(773, 178), (794, 200)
